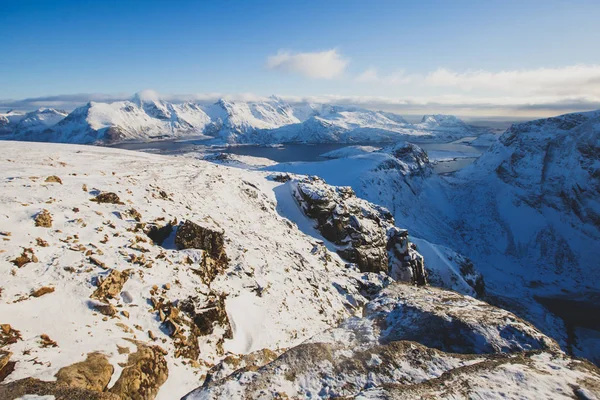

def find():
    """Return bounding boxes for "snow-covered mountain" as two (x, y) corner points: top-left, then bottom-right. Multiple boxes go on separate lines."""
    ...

(0, 94), (482, 144)
(1, 140), (598, 400)
(262, 109), (600, 366)
(0, 109), (67, 136)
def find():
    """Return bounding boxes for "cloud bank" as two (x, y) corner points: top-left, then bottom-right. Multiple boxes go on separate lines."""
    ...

(266, 49), (348, 79)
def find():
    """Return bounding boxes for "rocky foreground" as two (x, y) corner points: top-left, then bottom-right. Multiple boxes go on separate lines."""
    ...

(0, 141), (599, 399)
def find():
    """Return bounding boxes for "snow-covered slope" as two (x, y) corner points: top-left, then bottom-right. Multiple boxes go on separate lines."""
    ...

(0, 141), (598, 399)
(0, 95), (483, 144)
(262, 110), (600, 366)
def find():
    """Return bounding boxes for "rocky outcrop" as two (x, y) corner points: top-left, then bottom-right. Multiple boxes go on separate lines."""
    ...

(109, 342), (169, 400)
(293, 177), (427, 285)
(175, 220), (228, 284)
(55, 352), (114, 392)
(183, 283), (570, 400)
(179, 293), (232, 339)
(91, 269), (131, 302)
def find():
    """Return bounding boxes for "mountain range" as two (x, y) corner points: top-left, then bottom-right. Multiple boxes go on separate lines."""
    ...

(0, 94), (486, 145)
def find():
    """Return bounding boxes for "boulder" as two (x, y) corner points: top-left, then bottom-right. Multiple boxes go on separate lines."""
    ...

(55, 352), (114, 392)
(109, 341), (168, 400)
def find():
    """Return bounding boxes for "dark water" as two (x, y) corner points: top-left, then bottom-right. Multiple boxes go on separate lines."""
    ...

(111, 138), (489, 174)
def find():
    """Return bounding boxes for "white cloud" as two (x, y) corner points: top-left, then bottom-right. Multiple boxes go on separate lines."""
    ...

(355, 64), (600, 99)
(425, 65), (600, 96)
(266, 49), (349, 79)
(355, 68), (414, 85)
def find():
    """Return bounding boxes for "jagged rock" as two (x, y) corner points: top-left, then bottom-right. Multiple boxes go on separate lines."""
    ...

(91, 269), (131, 302)
(34, 209), (53, 227)
(91, 192), (124, 205)
(293, 177), (427, 285)
(0, 377), (120, 399)
(179, 294), (232, 338)
(45, 175), (63, 184)
(11, 248), (38, 267)
(387, 227), (426, 285)
(55, 352), (114, 392)
(0, 350), (12, 382)
(145, 222), (173, 245)
(109, 341), (168, 400)
(0, 324), (21, 346)
(175, 220), (228, 284)
(150, 295), (201, 361)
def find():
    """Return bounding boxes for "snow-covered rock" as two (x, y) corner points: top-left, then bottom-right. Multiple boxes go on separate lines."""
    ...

(182, 284), (595, 400)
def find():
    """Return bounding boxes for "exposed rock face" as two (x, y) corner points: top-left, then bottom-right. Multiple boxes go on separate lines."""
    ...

(175, 220), (228, 284)
(90, 269), (131, 302)
(55, 352), (114, 392)
(109, 342), (169, 400)
(183, 283), (573, 400)
(293, 177), (427, 285)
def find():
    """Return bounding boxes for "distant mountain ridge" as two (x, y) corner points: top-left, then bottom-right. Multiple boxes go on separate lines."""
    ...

(0, 94), (484, 144)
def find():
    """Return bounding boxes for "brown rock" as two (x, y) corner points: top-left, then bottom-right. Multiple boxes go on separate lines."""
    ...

(11, 248), (37, 268)
(109, 341), (169, 400)
(175, 220), (228, 284)
(0, 324), (21, 347)
(94, 303), (117, 317)
(128, 208), (142, 222)
(34, 209), (53, 228)
(91, 269), (131, 302)
(45, 175), (63, 184)
(35, 237), (49, 247)
(31, 286), (55, 298)
(55, 352), (114, 392)
(40, 334), (58, 348)
(0, 377), (120, 399)
(91, 192), (124, 205)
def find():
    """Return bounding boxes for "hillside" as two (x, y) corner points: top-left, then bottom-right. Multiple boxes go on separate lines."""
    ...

(1, 141), (598, 399)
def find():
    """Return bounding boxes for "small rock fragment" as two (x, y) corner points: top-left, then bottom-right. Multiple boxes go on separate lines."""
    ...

(31, 286), (55, 298)
(34, 209), (53, 228)
(91, 192), (124, 205)
(45, 175), (62, 184)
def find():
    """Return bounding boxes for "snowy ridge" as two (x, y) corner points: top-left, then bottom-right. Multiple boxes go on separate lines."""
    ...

(0, 94), (482, 144)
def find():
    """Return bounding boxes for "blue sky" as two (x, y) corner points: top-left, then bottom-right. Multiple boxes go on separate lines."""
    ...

(1, 0), (600, 116)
